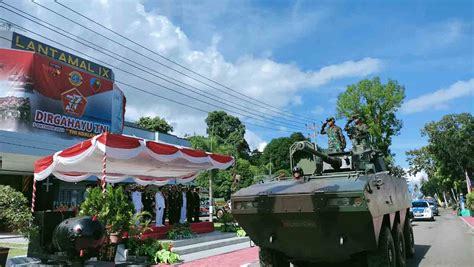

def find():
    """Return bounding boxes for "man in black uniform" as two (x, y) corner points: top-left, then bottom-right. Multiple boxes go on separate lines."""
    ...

(186, 186), (194, 223)
(142, 185), (155, 219)
(193, 187), (201, 222)
(175, 185), (183, 224)
(162, 187), (168, 225)
(167, 185), (177, 224)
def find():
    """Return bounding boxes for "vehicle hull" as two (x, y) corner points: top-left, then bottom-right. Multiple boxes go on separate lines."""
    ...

(232, 173), (411, 263)
(235, 210), (376, 262)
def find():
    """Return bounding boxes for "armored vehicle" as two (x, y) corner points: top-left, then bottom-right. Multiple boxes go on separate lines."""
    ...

(231, 140), (413, 266)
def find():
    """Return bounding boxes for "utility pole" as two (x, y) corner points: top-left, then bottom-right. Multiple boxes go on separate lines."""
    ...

(208, 123), (215, 222)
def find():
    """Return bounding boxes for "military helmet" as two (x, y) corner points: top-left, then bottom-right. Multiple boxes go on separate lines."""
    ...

(292, 166), (303, 179)
(326, 117), (335, 122)
(292, 166), (303, 174)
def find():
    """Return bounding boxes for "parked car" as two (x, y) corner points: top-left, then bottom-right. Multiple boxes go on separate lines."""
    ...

(411, 200), (435, 221)
(426, 199), (439, 216)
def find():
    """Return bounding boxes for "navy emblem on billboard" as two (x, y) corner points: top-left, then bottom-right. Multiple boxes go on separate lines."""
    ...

(68, 71), (83, 87)
(61, 88), (87, 116)
(90, 77), (102, 93)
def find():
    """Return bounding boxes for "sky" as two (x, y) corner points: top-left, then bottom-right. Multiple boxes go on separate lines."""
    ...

(1, 0), (473, 169)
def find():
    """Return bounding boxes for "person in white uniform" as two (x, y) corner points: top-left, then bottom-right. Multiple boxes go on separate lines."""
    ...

(155, 187), (166, 227)
(179, 186), (187, 224)
(131, 186), (143, 225)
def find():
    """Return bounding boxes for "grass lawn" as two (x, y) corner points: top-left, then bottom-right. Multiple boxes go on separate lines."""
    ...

(0, 242), (27, 257)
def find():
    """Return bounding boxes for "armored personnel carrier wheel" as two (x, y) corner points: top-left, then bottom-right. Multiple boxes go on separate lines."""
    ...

(392, 223), (407, 267)
(367, 226), (396, 267)
(259, 247), (289, 267)
(403, 218), (415, 258)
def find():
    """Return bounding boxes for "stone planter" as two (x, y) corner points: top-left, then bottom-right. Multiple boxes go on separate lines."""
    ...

(126, 255), (149, 263)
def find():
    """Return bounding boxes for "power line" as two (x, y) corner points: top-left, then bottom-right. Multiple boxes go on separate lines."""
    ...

(41, 0), (316, 123)
(0, 15), (302, 132)
(114, 80), (295, 133)
(0, 4), (306, 131)
(0, 34), (294, 134)
(3, 2), (304, 129)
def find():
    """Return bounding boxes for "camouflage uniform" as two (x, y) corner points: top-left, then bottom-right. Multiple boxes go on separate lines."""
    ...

(321, 123), (346, 153)
(344, 118), (370, 151)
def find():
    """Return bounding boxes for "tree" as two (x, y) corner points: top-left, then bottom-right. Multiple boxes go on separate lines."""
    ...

(420, 178), (438, 197)
(205, 111), (250, 158)
(248, 149), (263, 166)
(261, 132), (306, 172)
(136, 116), (173, 133)
(336, 77), (405, 162)
(421, 113), (474, 191)
(406, 113), (473, 201)
(406, 146), (436, 177)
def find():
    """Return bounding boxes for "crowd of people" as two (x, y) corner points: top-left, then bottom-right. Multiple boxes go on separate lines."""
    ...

(125, 184), (201, 227)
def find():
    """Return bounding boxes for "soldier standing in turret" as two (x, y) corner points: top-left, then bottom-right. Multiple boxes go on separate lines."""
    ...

(344, 115), (370, 151)
(320, 117), (346, 152)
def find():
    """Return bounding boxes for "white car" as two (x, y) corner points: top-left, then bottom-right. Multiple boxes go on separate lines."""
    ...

(411, 200), (435, 221)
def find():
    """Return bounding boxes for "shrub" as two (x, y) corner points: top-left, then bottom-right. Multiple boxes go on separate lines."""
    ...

(236, 228), (246, 237)
(125, 238), (180, 264)
(466, 192), (474, 211)
(0, 185), (37, 237)
(218, 212), (235, 224)
(166, 224), (195, 240)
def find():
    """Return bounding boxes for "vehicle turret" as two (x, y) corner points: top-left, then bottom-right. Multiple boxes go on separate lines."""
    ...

(293, 141), (342, 169)
(290, 140), (387, 177)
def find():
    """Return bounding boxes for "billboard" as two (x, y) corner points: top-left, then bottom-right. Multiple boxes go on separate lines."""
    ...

(0, 31), (125, 139)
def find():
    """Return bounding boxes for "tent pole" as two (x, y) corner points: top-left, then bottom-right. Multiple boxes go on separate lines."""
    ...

(102, 151), (107, 193)
(209, 170), (213, 223)
(31, 178), (37, 213)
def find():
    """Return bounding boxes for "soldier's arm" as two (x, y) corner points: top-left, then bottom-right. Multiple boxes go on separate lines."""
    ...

(320, 123), (327, 134)
(337, 127), (347, 148)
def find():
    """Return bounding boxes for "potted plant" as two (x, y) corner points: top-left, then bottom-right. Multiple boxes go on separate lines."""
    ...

(153, 242), (180, 265)
(80, 185), (134, 244)
(0, 185), (38, 266)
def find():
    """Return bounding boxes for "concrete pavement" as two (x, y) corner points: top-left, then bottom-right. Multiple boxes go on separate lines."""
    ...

(407, 209), (474, 267)
(210, 209), (473, 267)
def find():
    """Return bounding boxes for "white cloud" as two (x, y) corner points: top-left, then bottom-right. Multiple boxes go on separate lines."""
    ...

(405, 169), (428, 185)
(401, 78), (474, 114)
(258, 142), (268, 152)
(245, 130), (267, 152)
(155, 0), (328, 58)
(3, 0), (381, 139)
(311, 105), (325, 115)
(423, 20), (467, 47)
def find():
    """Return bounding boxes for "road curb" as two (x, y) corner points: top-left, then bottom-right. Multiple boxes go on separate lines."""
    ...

(459, 216), (474, 230)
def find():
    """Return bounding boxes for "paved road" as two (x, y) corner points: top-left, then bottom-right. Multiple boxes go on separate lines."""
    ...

(407, 209), (473, 267)
(209, 209), (473, 267)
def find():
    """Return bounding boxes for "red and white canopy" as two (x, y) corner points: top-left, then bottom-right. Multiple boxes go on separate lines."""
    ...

(34, 133), (234, 185)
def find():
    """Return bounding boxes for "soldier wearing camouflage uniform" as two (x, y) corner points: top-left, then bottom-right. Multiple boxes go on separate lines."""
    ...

(344, 115), (370, 152)
(320, 117), (346, 153)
